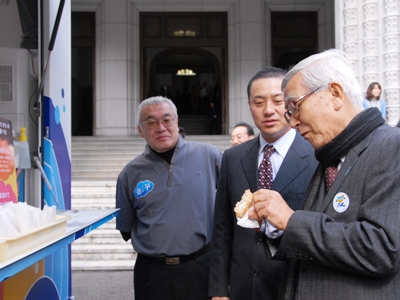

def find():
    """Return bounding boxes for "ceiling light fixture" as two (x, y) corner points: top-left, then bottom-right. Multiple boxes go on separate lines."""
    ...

(176, 69), (196, 76)
(173, 30), (196, 37)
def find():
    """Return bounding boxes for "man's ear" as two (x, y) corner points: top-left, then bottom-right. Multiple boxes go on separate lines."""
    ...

(138, 125), (144, 138)
(329, 82), (345, 110)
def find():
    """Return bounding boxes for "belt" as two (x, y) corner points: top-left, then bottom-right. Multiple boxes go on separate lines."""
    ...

(140, 243), (211, 265)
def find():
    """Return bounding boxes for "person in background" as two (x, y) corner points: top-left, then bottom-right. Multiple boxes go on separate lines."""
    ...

(209, 67), (318, 300)
(362, 82), (386, 119)
(201, 81), (212, 114)
(250, 49), (400, 299)
(191, 85), (199, 114)
(116, 96), (222, 300)
(208, 102), (220, 134)
(230, 122), (255, 146)
(178, 126), (186, 139)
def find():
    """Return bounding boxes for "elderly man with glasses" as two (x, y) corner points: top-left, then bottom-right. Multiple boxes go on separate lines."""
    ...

(249, 49), (400, 300)
(116, 96), (222, 300)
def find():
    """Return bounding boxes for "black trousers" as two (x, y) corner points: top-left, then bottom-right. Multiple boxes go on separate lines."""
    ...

(134, 250), (211, 300)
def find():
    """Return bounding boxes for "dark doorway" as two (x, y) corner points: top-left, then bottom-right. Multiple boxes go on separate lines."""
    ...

(140, 12), (227, 135)
(144, 48), (222, 134)
(71, 12), (95, 136)
(271, 12), (318, 70)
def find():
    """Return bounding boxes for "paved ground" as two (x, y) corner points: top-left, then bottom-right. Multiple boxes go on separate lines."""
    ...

(72, 270), (134, 299)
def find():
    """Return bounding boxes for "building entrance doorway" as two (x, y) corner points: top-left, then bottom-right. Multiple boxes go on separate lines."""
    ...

(71, 12), (95, 136)
(140, 12), (228, 135)
(271, 11), (318, 70)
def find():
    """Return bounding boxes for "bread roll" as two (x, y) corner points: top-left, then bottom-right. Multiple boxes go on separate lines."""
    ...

(234, 189), (253, 218)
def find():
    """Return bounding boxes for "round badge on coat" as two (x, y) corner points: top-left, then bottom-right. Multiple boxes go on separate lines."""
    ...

(333, 192), (349, 213)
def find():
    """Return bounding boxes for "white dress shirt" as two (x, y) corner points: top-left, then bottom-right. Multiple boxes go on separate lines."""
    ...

(257, 128), (296, 240)
(257, 128), (296, 178)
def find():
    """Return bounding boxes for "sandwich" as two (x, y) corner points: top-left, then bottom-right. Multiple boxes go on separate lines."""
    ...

(234, 189), (253, 218)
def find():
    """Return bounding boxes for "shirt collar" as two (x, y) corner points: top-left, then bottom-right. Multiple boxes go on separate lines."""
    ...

(258, 128), (296, 158)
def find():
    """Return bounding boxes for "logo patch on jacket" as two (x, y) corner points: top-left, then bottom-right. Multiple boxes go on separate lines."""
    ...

(333, 192), (349, 213)
(134, 180), (154, 198)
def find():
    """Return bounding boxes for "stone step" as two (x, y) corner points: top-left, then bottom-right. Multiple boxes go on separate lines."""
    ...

(71, 244), (136, 261)
(71, 134), (228, 141)
(71, 186), (116, 194)
(72, 176), (119, 181)
(71, 194), (115, 206)
(71, 157), (135, 163)
(72, 180), (117, 186)
(71, 174), (120, 181)
(71, 142), (142, 147)
(74, 222), (115, 230)
(71, 203), (116, 210)
(82, 220), (115, 230)
(71, 197), (115, 203)
(71, 149), (144, 155)
(72, 229), (123, 245)
(71, 200), (114, 205)
(72, 187), (115, 193)
(72, 147), (228, 156)
(71, 260), (135, 271)
(72, 193), (115, 199)
(71, 176), (117, 181)
(72, 166), (134, 172)
(72, 143), (145, 148)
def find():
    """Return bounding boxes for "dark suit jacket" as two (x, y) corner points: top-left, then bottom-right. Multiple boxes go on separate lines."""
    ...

(278, 124), (400, 300)
(209, 131), (318, 300)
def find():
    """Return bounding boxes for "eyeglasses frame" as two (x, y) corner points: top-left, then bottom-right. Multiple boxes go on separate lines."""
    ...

(140, 116), (176, 130)
(284, 85), (323, 123)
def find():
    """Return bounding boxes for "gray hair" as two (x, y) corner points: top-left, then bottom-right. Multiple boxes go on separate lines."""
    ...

(137, 96), (178, 126)
(282, 49), (363, 110)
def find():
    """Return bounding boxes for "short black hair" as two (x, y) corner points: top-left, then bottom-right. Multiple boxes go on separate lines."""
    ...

(233, 122), (254, 136)
(247, 66), (286, 100)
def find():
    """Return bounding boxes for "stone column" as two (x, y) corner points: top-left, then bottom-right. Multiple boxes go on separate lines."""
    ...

(227, 0), (266, 134)
(95, 0), (132, 135)
(382, 0), (400, 125)
(341, 0), (360, 80)
(361, 1), (380, 89)
(128, 3), (140, 135)
(338, 0), (400, 125)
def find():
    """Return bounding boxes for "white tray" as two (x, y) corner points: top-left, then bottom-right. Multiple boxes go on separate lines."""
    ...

(0, 215), (70, 263)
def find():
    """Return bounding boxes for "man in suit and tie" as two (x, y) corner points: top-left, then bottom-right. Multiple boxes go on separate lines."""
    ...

(250, 49), (400, 299)
(208, 67), (318, 300)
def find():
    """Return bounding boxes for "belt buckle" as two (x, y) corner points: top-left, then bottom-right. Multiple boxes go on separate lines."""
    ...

(165, 257), (180, 265)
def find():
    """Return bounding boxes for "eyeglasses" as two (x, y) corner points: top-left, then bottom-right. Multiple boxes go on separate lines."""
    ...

(230, 133), (248, 142)
(141, 116), (175, 130)
(284, 86), (323, 123)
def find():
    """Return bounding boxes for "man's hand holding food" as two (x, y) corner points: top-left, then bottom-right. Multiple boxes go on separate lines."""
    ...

(247, 189), (294, 231)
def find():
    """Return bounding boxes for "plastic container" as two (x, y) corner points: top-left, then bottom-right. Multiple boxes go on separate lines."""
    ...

(0, 214), (70, 263)
(14, 127), (31, 169)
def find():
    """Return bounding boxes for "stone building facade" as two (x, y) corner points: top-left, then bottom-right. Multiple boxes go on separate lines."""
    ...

(70, 0), (400, 135)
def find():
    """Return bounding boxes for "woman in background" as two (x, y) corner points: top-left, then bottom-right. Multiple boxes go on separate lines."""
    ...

(363, 82), (386, 119)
